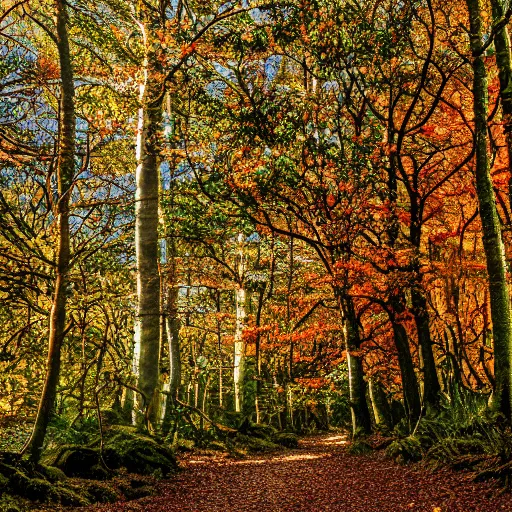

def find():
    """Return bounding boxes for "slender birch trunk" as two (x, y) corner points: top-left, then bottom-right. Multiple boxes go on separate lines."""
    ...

(467, 0), (512, 420)
(336, 291), (372, 436)
(22, 0), (75, 461)
(233, 233), (246, 413)
(161, 271), (181, 433)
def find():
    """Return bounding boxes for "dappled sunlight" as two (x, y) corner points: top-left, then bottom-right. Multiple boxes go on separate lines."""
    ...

(231, 453), (326, 465)
(232, 458), (268, 465)
(322, 435), (348, 446)
(280, 453), (325, 462)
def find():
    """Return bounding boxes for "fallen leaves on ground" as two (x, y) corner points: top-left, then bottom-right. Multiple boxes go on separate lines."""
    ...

(79, 434), (512, 512)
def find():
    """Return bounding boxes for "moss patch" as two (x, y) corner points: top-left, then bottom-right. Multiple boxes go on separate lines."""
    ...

(272, 433), (299, 448)
(82, 481), (123, 503)
(53, 446), (109, 480)
(386, 436), (423, 464)
(234, 434), (281, 453)
(102, 426), (178, 477)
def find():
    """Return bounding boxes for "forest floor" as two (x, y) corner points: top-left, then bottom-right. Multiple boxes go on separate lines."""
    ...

(71, 433), (512, 512)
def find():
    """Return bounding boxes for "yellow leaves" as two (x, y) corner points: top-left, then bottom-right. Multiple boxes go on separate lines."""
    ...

(180, 42), (197, 59)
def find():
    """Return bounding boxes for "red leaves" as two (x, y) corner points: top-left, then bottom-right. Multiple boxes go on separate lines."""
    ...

(86, 435), (512, 512)
(180, 42), (197, 59)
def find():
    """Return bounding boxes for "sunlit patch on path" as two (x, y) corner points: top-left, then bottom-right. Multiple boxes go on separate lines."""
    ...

(83, 434), (512, 512)
(322, 434), (348, 445)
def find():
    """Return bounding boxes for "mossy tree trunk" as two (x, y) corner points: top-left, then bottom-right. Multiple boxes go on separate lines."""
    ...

(410, 260), (441, 409)
(467, 0), (512, 420)
(389, 294), (422, 426)
(22, 0), (75, 462)
(368, 377), (392, 429)
(490, 0), (512, 206)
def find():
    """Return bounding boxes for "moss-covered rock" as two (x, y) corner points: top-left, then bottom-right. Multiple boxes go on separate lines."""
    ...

(83, 481), (123, 503)
(100, 408), (128, 427)
(118, 479), (155, 500)
(51, 486), (90, 507)
(53, 446), (109, 480)
(102, 426), (178, 477)
(0, 472), (9, 488)
(272, 432), (299, 449)
(39, 465), (67, 483)
(386, 436), (423, 463)
(0, 494), (22, 512)
(234, 434), (280, 453)
(426, 437), (487, 462)
(207, 440), (227, 452)
(23, 477), (54, 501)
(239, 420), (277, 439)
(175, 438), (195, 453)
(347, 440), (373, 455)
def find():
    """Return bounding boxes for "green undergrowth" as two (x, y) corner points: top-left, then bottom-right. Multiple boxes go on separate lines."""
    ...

(0, 422), (177, 511)
(0, 411), (301, 510)
(376, 392), (512, 486)
(188, 420), (300, 456)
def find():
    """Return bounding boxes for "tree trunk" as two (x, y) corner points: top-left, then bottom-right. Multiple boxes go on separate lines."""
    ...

(467, 0), (512, 420)
(338, 292), (372, 436)
(234, 232), (246, 413)
(22, 0), (75, 462)
(255, 285), (265, 423)
(389, 294), (422, 425)
(233, 288), (246, 411)
(161, 282), (181, 435)
(411, 285), (441, 408)
(132, 21), (163, 427)
(490, 0), (512, 206)
(368, 378), (392, 429)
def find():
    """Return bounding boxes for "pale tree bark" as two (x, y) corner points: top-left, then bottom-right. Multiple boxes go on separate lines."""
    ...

(132, 17), (163, 427)
(161, 276), (181, 434)
(336, 291), (372, 436)
(233, 233), (246, 413)
(467, 0), (512, 420)
(159, 230), (182, 431)
(22, 0), (75, 462)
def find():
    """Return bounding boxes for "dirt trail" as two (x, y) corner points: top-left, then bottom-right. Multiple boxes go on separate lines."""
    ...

(86, 434), (512, 512)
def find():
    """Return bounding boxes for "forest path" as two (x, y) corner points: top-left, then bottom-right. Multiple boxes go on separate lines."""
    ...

(88, 434), (511, 512)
